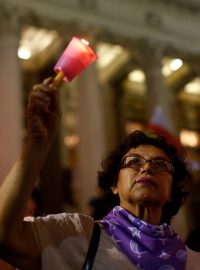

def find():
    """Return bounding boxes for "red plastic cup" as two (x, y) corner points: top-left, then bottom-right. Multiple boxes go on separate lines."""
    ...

(54, 37), (97, 82)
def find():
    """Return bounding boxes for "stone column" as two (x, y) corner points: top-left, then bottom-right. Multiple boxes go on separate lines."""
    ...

(138, 43), (178, 135)
(76, 63), (106, 213)
(0, 6), (23, 182)
(138, 42), (189, 238)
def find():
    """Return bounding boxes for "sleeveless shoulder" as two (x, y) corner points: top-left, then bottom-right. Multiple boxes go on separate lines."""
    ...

(25, 212), (94, 249)
(25, 213), (95, 270)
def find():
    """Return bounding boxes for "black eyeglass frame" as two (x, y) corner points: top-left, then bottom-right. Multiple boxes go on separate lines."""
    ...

(121, 154), (174, 174)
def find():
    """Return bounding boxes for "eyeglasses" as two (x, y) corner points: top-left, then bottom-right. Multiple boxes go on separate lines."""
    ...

(121, 154), (174, 173)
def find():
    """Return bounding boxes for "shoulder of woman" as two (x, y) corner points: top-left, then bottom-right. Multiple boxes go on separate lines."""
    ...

(25, 212), (94, 224)
(25, 212), (94, 238)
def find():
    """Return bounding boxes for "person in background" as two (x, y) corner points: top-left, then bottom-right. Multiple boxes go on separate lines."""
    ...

(87, 187), (119, 221)
(0, 78), (200, 270)
(185, 228), (200, 252)
(24, 188), (43, 218)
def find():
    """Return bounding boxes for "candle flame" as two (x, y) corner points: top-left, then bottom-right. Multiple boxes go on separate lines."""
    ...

(81, 39), (89, 46)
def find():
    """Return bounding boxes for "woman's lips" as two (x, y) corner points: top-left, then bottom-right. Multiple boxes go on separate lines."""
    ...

(136, 177), (157, 187)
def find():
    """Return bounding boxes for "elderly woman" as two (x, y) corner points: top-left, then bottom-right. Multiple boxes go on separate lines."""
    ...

(0, 78), (199, 270)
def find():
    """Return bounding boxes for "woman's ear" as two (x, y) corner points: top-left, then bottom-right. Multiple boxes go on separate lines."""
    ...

(111, 185), (118, 195)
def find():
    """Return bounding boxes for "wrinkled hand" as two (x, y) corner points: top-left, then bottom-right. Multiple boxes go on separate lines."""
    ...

(26, 78), (60, 147)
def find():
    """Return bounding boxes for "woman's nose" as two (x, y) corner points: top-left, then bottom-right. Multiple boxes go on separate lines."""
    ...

(140, 161), (152, 173)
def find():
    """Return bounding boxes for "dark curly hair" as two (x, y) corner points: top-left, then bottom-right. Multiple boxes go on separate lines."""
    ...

(98, 130), (192, 224)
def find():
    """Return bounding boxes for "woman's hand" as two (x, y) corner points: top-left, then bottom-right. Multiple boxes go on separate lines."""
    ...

(26, 77), (60, 147)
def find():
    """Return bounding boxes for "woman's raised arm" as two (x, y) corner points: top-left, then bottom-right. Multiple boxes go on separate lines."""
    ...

(0, 78), (60, 269)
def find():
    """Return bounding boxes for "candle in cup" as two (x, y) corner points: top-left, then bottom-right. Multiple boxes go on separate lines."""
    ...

(53, 37), (97, 86)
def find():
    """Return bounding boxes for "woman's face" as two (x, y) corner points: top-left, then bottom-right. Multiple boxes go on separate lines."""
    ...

(112, 144), (173, 213)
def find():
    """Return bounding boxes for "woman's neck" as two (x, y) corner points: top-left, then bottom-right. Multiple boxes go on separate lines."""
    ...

(120, 202), (162, 225)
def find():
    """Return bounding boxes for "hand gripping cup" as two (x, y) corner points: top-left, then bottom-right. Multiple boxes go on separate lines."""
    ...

(53, 37), (97, 87)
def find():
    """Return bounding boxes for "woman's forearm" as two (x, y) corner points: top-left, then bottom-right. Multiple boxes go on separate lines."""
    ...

(0, 139), (50, 238)
(0, 78), (60, 243)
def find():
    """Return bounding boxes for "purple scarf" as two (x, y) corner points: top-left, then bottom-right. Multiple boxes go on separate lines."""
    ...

(101, 206), (186, 270)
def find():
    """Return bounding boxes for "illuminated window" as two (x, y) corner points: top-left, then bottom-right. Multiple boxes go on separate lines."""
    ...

(127, 69), (146, 83)
(180, 129), (200, 147)
(162, 58), (183, 77)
